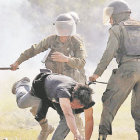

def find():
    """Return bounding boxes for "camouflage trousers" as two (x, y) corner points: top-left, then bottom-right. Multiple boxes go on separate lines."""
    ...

(99, 61), (140, 135)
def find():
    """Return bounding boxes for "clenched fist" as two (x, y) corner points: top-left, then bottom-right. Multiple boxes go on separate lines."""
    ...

(89, 74), (99, 82)
(51, 52), (69, 63)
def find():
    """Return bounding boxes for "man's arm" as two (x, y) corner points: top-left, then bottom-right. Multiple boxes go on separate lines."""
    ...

(67, 39), (86, 69)
(17, 38), (50, 64)
(59, 98), (83, 140)
(51, 39), (86, 69)
(11, 37), (51, 70)
(84, 107), (94, 140)
(89, 26), (120, 81)
(93, 26), (120, 76)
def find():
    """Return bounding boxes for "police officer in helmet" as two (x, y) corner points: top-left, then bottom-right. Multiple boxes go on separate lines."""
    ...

(89, 1), (140, 140)
(11, 12), (86, 140)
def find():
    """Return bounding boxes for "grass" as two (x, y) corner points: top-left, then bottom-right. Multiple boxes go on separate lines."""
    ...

(0, 72), (138, 140)
(0, 130), (38, 140)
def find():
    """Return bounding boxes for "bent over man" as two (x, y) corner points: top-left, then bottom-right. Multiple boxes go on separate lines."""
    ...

(11, 12), (86, 140)
(89, 1), (140, 140)
(12, 72), (94, 140)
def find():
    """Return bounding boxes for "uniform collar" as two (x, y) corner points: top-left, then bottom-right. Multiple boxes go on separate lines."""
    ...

(56, 35), (61, 43)
(56, 35), (71, 45)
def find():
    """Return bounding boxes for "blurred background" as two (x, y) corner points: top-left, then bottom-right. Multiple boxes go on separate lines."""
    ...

(0, 0), (140, 139)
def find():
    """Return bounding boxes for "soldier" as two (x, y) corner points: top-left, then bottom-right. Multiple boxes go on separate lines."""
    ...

(89, 1), (140, 140)
(11, 12), (86, 140)
(12, 72), (94, 140)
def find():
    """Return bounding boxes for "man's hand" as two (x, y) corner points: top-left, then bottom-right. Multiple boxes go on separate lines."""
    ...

(59, 98), (83, 139)
(51, 52), (69, 63)
(74, 134), (85, 140)
(84, 107), (93, 140)
(10, 61), (19, 71)
(89, 74), (99, 82)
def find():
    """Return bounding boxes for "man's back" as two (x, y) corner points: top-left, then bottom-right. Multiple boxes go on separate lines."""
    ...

(44, 74), (77, 103)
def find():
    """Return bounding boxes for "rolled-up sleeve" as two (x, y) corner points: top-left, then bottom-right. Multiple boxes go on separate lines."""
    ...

(67, 39), (86, 69)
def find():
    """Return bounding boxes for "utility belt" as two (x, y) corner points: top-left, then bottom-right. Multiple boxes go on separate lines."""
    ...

(120, 58), (140, 66)
(129, 58), (140, 62)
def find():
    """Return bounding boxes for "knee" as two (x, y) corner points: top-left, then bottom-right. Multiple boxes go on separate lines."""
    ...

(102, 89), (111, 103)
(17, 101), (28, 109)
(30, 107), (37, 116)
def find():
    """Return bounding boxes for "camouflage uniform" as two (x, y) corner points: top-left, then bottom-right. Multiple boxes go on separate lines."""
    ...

(17, 35), (86, 83)
(94, 19), (140, 135)
(16, 34), (86, 136)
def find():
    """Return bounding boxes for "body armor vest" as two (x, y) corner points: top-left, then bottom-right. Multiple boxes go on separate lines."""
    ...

(120, 19), (140, 56)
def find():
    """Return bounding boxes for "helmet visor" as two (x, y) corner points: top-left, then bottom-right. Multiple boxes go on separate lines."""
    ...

(55, 20), (76, 36)
(103, 7), (114, 25)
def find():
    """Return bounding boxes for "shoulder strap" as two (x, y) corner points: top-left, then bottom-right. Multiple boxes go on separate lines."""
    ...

(117, 22), (127, 64)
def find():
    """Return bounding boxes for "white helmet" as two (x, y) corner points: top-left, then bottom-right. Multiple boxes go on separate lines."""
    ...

(68, 11), (80, 24)
(54, 13), (76, 36)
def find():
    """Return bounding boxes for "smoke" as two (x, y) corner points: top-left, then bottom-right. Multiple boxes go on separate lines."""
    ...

(1, 0), (140, 74)
(0, 0), (140, 130)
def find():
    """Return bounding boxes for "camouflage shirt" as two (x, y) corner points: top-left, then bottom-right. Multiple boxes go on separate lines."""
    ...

(17, 35), (86, 83)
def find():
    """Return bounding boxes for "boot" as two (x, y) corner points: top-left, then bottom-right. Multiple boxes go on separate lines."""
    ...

(12, 77), (30, 94)
(98, 134), (107, 140)
(37, 119), (54, 140)
(30, 108), (54, 140)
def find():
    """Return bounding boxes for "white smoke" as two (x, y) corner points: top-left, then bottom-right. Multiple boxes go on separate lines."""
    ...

(0, 0), (140, 131)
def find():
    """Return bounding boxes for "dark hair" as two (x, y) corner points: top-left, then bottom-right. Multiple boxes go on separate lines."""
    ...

(73, 85), (93, 106)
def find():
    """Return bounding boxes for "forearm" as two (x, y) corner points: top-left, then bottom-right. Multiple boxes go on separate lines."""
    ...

(67, 57), (86, 69)
(16, 45), (38, 65)
(65, 113), (79, 136)
(60, 98), (81, 138)
(94, 58), (111, 76)
(17, 37), (49, 64)
(85, 118), (94, 140)
(84, 107), (94, 140)
(93, 47), (115, 76)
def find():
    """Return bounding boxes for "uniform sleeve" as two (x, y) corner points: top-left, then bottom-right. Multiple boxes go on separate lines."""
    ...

(94, 26), (120, 76)
(67, 38), (86, 69)
(17, 37), (50, 64)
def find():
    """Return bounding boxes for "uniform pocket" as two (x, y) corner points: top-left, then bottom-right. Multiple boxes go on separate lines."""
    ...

(45, 60), (55, 72)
